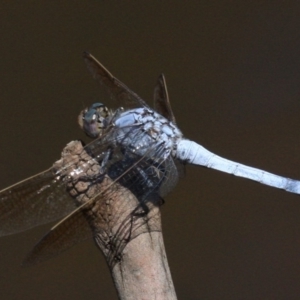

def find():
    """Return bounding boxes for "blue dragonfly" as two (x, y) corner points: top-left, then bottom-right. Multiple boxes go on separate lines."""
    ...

(0, 52), (299, 266)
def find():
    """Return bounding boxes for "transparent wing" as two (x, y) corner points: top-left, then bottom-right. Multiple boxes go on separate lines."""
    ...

(0, 126), (117, 237)
(0, 124), (133, 237)
(153, 74), (176, 124)
(24, 136), (179, 266)
(0, 124), (138, 237)
(23, 208), (92, 266)
(0, 122), (179, 263)
(0, 169), (76, 237)
(83, 52), (149, 109)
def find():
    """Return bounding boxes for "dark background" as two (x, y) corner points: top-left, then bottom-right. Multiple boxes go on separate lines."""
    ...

(0, 1), (300, 299)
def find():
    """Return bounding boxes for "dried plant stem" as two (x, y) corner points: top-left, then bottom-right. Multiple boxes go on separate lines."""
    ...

(95, 216), (177, 300)
(52, 141), (177, 299)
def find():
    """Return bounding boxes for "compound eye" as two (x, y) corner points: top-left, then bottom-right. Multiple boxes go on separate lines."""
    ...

(78, 103), (111, 138)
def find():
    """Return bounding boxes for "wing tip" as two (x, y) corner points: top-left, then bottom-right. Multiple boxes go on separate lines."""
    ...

(82, 51), (92, 59)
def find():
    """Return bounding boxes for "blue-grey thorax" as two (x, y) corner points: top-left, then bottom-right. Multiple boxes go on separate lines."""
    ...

(112, 107), (183, 159)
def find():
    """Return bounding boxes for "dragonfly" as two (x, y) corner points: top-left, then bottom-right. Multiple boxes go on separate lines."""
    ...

(0, 52), (299, 267)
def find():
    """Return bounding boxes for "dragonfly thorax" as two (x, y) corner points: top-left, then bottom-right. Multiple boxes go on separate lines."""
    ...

(113, 107), (183, 159)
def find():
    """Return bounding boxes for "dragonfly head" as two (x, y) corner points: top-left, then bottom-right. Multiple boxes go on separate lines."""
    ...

(78, 103), (112, 138)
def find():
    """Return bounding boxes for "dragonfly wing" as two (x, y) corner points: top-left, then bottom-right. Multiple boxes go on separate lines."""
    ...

(153, 74), (176, 124)
(24, 138), (178, 265)
(0, 168), (76, 236)
(23, 208), (92, 266)
(0, 126), (128, 237)
(22, 177), (155, 267)
(83, 52), (149, 109)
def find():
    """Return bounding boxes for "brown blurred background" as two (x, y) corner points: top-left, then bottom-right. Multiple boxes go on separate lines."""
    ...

(0, 1), (300, 299)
